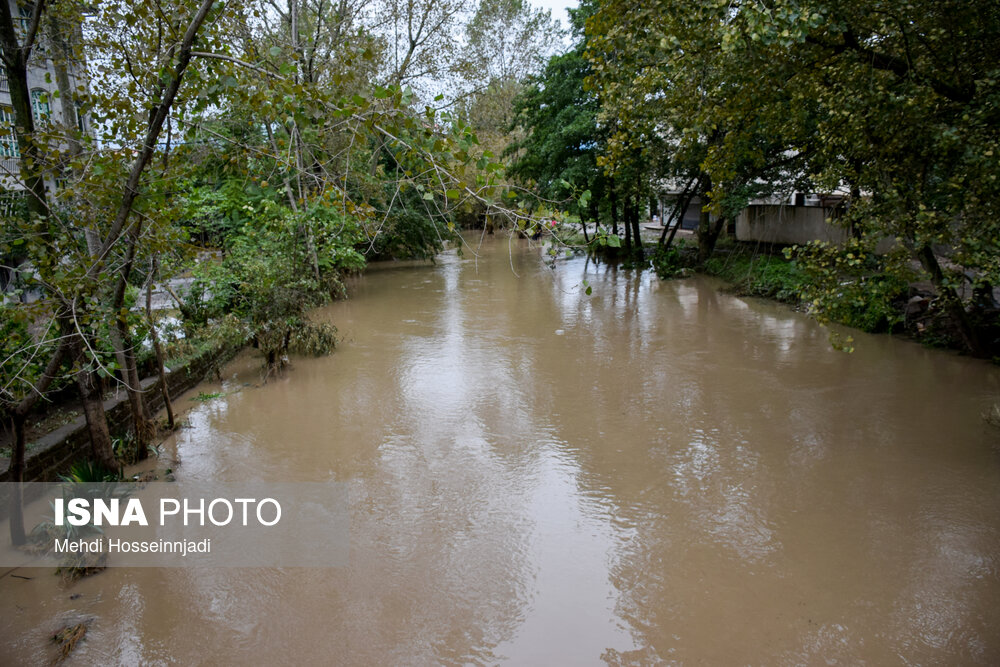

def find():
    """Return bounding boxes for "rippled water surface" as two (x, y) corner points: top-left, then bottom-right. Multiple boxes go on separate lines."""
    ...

(3, 235), (1000, 664)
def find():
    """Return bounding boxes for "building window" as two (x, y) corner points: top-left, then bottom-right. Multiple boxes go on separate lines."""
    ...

(30, 88), (50, 124)
(14, 4), (33, 38)
(0, 106), (20, 159)
(75, 101), (86, 134)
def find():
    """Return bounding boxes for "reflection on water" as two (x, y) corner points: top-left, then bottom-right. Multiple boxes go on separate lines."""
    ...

(3, 235), (1000, 664)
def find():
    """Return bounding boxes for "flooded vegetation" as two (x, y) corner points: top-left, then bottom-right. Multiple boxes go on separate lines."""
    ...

(3, 237), (999, 664)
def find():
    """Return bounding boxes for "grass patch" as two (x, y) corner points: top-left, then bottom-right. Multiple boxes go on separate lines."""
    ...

(702, 249), (807, 304)
(191, 391), (225, 402)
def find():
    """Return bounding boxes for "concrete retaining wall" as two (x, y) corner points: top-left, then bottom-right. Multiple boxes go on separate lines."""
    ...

(0, 344), (239, 483)
(736, 205), (848, 245)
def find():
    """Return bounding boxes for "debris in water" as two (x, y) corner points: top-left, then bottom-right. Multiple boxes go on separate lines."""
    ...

(52, 622), (87, 661)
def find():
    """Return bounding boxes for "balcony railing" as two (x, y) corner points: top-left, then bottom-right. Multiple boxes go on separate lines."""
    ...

(0, 156), (21, 178)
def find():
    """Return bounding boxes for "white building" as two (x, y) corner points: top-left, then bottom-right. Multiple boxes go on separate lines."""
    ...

(2, 1), (92, 297)
(1, 0), (90, 210)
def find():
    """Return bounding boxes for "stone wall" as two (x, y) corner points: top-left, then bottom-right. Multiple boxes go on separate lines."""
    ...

(0, 344), (239, 484)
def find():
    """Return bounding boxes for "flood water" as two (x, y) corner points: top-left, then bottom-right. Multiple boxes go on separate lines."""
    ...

(3, 234), (1000, 664)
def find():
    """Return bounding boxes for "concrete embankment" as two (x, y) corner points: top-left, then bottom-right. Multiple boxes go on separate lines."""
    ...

(0, 344), (240, 483)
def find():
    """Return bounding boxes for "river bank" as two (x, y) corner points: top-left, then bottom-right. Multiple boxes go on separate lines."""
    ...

(0, 342), (240, 485)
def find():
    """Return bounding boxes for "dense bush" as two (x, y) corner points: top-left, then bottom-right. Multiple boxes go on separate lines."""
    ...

(180, 199), (360, 371)
(695, 243), (909, 334)
(365, 189), (456, 260)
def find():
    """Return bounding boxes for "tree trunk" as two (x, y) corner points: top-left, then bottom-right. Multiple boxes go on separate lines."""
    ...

(610, 183), (619, 237)
(587, 193), (601, 242)
(7, 414), (27, 545)
(660, 176), (699, 247)
(623, 195), (632, 253)
(147, 260), (174, 430)
(113, 318), (153, 457)
(7, 329), (71, 545)
(696, 174), (725, 263)
(917, 245), (986, 357)
(71, 340), (116, 470)
(0, 0), (48, 223)
(630, 195), (643, 254)
(698, 216), (727, 264)
(46, 9), (82, 156)
(109, 214), (153, 452)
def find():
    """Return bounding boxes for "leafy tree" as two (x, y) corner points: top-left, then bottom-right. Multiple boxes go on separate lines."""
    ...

(506, 1), (610, 239)
(586, 0), (811, 260)
(583, 0), (999, 354)
(706, 0), (1000, 355)
(1, 0), (221, 543)
(0, 0), (546, 556)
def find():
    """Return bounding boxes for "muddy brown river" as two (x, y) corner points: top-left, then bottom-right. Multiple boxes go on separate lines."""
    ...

(3, 235), (1000, 664)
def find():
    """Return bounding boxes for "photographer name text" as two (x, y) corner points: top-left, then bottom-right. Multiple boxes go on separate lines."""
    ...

(54, 537), (211, 557)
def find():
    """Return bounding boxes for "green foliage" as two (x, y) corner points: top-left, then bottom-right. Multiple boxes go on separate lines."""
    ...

(59, 460), (122, 484)
(791, 240), (912, 333)
(0, 0), (624, 457)
(651, 245), (685, 280)
(582, 0), (1000, 353)
(366, 188), (454, 260)
(702, 252), (808, 304)
(112, 433), (147, 466)
(506, 12), (610, 222)
(192, 391), (225, 402)
(0, 306), (45, 405)
(289, 320), (339, 356)
(178, 197), (354, 369)
(181, 179), (266, 248)
(593, 230), (621, 249)
(0, 306), (71, 409)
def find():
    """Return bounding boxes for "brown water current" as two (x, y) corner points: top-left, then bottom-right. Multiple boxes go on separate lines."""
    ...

(3, 234), (1000, 664)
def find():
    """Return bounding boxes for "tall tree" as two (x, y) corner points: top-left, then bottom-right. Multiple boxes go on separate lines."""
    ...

(506, 1), (609, 227)
(1, 0), (221, 542)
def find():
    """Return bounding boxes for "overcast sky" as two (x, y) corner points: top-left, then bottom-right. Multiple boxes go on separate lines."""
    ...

(531, 0), (579, 30)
